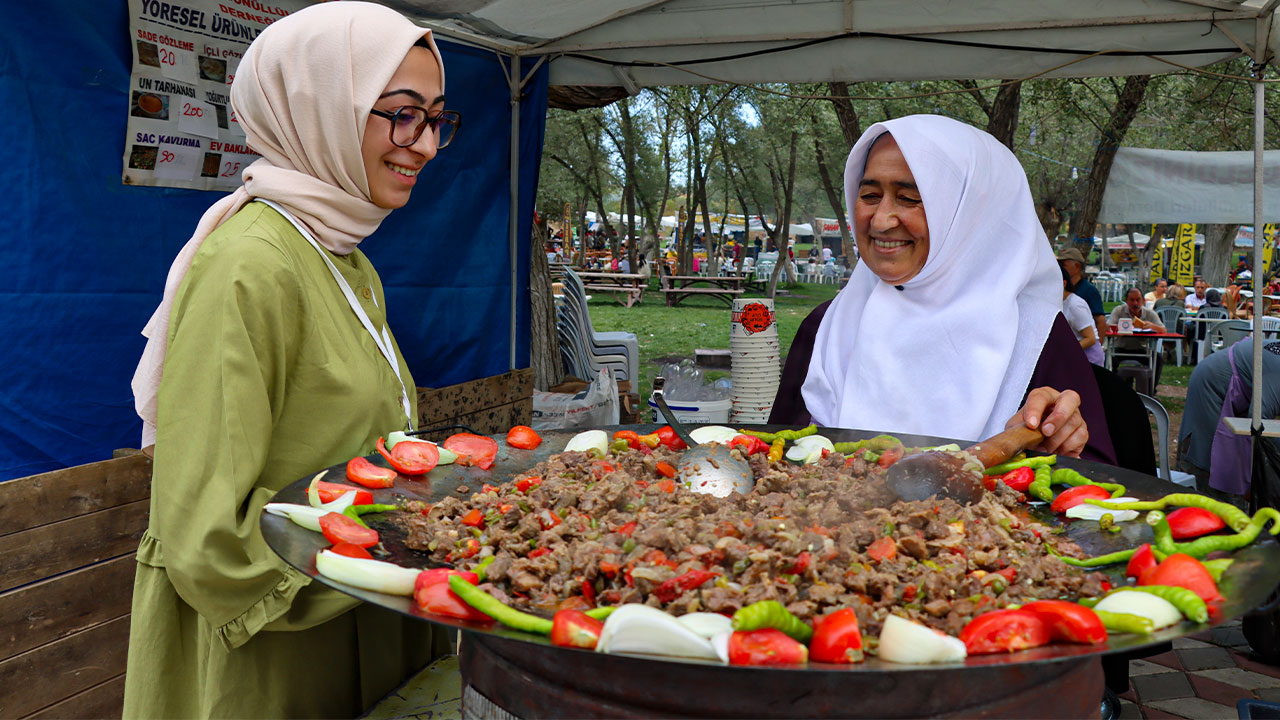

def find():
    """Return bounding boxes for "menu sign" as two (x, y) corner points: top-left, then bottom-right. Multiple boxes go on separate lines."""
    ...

(123, 0), (309, 190)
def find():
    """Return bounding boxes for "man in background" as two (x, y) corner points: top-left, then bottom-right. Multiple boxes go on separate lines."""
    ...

(1058, 247), (1106, 345)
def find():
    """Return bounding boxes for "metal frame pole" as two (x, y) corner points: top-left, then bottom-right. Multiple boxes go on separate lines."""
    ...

(509, 54), (521, 371)
(1251, 16), (1267, 430)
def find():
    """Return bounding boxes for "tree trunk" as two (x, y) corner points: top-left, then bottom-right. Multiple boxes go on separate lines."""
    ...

(529, 217), (564, 391)
(985, 81), (1023, 149)
(767, 131), (799, 297)
(619, 97), (638, 273)
(1070, 75), (1152, 245)
(1201, 223), (1239, 287)
(810, 112), (856, 262)
(826, 81), (862, 147)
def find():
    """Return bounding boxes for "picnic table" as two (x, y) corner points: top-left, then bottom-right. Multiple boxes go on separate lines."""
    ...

(659, 271), (745, 307)
(720, 268), (766, 292)
(1104, 327), (1184, 373)
(574, 270), (647, 307)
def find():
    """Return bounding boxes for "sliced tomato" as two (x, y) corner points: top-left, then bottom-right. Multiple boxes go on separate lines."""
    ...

(651, 569), (718, 603)
(1020, 600), (1107, 644)
(1049, 484), (1112, 514)
(866, 536), (897, 562)
(655, 461), (677, 478)
(1140, 553), (1222, 603)
(877, 446), (904, 468)
(1166, 507), (1228, 540)
(529, 547), (553, 558)
(999, 466), (1036, 492)
(727, 628), (809, 666)
(414, 568), (479, 590)
(414, 579), (493, 622)
(1126, 543), (1157, 579)
(309, 481), (374, 506)
(376, 437), (439, 476)
(329, 542), (373, 560)
(442, 433), (499, 470)
(506, 425), (543, 450)
(461, 508), (485, 528)
(810, 608), (865, 663)
(657, 478), (675, 494)
(550, 609), (604, 649)
(617, 521), (637, 536)
(783, 551), (811, 575)
(960, 609), (1052, 654)
(318, 512), (379, 548)
(536, 508), (562, 530)
(516, 476), (542, 493)
(346, 456), (398, 488)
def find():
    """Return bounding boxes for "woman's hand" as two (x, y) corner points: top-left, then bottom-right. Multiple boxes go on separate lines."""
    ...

(1007, 386), (1088, 458)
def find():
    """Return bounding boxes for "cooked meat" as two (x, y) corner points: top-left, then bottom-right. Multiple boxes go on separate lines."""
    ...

(395, 444), (1108, 639)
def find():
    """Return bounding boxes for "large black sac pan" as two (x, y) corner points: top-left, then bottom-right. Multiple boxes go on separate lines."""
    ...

(261, 425), (1280, 671)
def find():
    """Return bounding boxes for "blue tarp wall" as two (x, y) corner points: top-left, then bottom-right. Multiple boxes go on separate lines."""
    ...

(0, 3), (546, 480)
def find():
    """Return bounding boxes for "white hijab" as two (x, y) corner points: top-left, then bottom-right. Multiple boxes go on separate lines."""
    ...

(801, 115), (1062, 442)
(131, 1), (443, 445)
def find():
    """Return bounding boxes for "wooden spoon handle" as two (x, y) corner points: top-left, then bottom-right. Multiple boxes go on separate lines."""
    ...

(965, 425), (1045, 469)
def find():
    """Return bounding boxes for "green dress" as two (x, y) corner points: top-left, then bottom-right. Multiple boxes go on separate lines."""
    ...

(124, 203), (449, 718)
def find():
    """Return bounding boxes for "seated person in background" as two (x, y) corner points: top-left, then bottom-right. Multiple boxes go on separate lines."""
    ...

(1062, 266), (1103, 366)
(618, 256), (631, 273)
(1145, 278), (1169, 309)
(1185, 278), (1209, 311)
(771, 114), (1115, 464)
(1168, 282), (1188, 306)
(1108, 287), (1167, 381)
(1178, 337), (1280, 509)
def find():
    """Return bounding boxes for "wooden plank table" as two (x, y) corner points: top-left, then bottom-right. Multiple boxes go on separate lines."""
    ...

(573, 271), (647, 307)
(660, 274), (745, 307)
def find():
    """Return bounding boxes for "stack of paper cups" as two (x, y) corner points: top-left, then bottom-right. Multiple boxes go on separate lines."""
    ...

(729, 298), (781, 423)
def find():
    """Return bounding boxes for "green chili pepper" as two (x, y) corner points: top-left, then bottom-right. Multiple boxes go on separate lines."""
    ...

(1095, 610), (1155, 634)
(1077, 597), (1100, 608)
(1202, 558), (1233, 583)
(447, 574), (553, 634)
(731, 600), (813, 643)
(1028, 465), (1054, 502)
(1045, 542), (1137, 568)
(1110, 586), (1208, 624)
(1050, 468), (1127, 498)
(1088, 493), (1251, 531)
(882, 521), (895, 537)
(1098, 513), (1114, 531)
(832, 434), (902, 455)
(610, 439), (630, 453)
(585, 606), (615, 621)
(342, 506), (369, 527)
(1148, 509), (1280, 559)
(984, 455), (1058, 476)
(474, 555), (495, 582)
(351, 503), (400, 515)
(621, 538), (636, 554)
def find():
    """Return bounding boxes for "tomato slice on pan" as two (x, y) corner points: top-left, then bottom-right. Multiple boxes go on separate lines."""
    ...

(346, 456), (398, 488)
(318, 512), (380, 548)
(443, 433), (499, 470)
(376, 437), (439, 476)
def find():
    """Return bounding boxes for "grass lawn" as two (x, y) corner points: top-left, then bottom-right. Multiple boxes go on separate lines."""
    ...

(584, 280), (841, 406)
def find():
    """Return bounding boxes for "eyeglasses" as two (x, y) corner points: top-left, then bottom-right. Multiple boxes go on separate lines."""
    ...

(368, 106), (461, 149)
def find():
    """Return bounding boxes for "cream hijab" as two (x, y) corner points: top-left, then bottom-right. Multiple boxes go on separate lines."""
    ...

(132, 1), (443, 445)
(801, 115), (1062, 442)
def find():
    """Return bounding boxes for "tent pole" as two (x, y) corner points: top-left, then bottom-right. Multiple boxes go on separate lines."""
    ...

(1251, 18), (1267, 431)
(509, 54), (521, 371)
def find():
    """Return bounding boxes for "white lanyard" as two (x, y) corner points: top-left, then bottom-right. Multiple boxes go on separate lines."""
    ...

(256, 199), (413, 429)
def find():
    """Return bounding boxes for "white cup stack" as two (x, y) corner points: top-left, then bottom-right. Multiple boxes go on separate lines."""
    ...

(729, 297), (781, 424)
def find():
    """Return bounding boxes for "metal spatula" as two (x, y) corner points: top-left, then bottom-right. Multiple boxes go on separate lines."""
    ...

(650, 379), (754, 498)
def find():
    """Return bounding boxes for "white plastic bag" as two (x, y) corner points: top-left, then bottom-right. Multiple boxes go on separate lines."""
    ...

(532, 368), (619, 430)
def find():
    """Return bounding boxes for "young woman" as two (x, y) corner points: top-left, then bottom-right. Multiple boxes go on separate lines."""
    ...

(771, 115), (1114, 463)
(125, 3), (458, 716)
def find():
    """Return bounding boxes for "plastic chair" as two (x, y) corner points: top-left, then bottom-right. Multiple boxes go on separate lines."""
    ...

(1207, 319), (1253, 355)
(1137, 393), (1172, 483)
(1261, 316), (1280, 338)
(1154, 306), (1186, 365)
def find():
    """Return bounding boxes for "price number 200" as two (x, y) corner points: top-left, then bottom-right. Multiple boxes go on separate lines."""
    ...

(182, 103), (204, 118)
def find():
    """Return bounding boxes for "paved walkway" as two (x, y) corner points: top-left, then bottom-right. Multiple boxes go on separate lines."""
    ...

(1118, 620), (1280, 719)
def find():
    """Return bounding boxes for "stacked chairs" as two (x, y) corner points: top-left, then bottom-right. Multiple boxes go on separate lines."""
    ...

(555, 268), (638, 382)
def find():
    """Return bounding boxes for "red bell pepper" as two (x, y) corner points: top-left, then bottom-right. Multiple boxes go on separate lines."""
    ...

(784, 551), (811, 575)
(318, 512), (380, 548)
(657, 478), (676, 494)
(655, 461), (677, 478)
(414, 577), (492, 622)
(329, 542), (374, 560)
(1020, 600), (1108, 644)
(550, 609), (604, 649)
(809, 608), (864, 663)
(651, 569), (718, 603)
(516, 476), (542, 493)
(442, 433), (499, 470)
(877, 446), (904, 469)
(613, 430), (642, 450)
(415, 568), (479, 588)
(1050, 484), (1112, 514)
(1126, 543), (1158, 579)
(1139, 553), (1223, 603)
(617, 521), (638, 536)
(346, 456), (398, 488)
(506, 425), (543, 450)
(960, 609), (1052, 654)
(727, 628), (809, 666)
(461, 508), (485, 528)
(376, 437), (439, 476)
(999, 466), (1036, 492)
(528, 547), (552, 558)
(654, 425), (687, 450)
(1166, 507), (1227, 540)
(309, 480), (373, 506)
(729, 435), (768, 455)
(866, 536), (897, 562)
(536, 508), (562, 530)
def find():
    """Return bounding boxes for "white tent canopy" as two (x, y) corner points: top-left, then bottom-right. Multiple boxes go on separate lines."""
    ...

(1100, 148), (1280, 223)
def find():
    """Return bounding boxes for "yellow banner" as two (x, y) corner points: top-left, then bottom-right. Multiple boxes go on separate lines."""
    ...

(1172, 223), (1196, 286)
(1264, 223), (1276, 277)
(1149, 225), (1163, 282)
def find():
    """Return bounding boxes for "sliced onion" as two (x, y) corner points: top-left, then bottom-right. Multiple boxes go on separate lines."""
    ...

(1095, 589), (1181, 630)
(314, 549), (419, 596)
(305, 470), (328, 508)
(264, 490), (357, 532)
(877, 614), (967, 665)
(596, 604), (722, 662)
(677, 612), (734, 639)
(564, 430), (609, 455)
(689, 426), (738, 445)
(1065, 504), (1139, 523)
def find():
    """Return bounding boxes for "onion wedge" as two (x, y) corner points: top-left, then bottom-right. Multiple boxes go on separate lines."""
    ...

(596, 604), (723, 662)
(264, 490), (358, 532)
(877, 614), (967, 664)
(688, 426), (738, 445)
(314, 549), (419, 596)
(564, 430), (609, 456)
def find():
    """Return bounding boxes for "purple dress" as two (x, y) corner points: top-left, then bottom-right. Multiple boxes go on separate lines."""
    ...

(770, 301), (1118, 465)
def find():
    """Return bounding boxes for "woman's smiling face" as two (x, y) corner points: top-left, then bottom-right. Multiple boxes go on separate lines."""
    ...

(361, 45), (444, 210)
(853, 134), (930, 285)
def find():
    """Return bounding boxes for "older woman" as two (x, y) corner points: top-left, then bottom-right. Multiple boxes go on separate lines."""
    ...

(771, 115), (1114, 463)
(125, 3), (456, 716)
